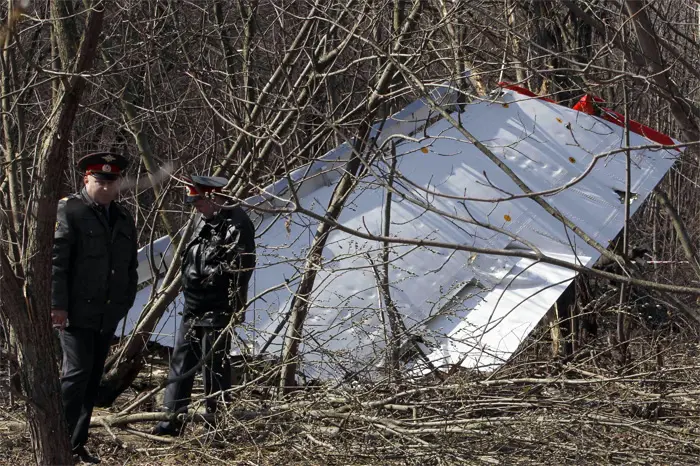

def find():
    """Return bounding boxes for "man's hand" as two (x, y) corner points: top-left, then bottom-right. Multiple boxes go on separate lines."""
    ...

(51, 309), (68, 330)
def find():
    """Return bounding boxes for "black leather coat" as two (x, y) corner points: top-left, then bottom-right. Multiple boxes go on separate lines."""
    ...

(181, 205), (256, 327)
(52, 188), (139, 332)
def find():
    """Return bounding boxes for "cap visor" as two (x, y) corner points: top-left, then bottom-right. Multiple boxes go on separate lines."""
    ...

(90, 173), (119, 181)
(185, 195), (202, 204)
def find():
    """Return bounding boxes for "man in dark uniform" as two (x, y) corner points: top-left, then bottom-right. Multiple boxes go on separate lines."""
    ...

(151, 175), (256, 437)
(52, 152), (138, 463)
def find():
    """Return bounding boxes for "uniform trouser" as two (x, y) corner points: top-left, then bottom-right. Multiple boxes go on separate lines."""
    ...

(157, 318), (232, 431)
(60, 326), (113, 449)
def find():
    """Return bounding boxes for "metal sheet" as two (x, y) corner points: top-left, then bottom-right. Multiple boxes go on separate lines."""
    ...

(119, 88), (678, 380)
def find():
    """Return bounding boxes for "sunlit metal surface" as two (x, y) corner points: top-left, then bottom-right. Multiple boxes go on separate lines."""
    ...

(120, 87), (678, 380)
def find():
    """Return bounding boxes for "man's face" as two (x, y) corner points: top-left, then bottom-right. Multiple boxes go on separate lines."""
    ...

(192, 196), (219, 219)
(84, 174), (121, 206)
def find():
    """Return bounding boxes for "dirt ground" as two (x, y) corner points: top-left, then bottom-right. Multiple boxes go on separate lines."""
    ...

(4, 314), (700, 465)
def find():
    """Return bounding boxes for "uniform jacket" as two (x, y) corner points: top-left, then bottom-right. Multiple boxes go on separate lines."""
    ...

(52, 188), (139, 332)
(181, 205), (256, 326)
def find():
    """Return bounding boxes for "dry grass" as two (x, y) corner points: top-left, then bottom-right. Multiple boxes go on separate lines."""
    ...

(4, 308), (700, 465)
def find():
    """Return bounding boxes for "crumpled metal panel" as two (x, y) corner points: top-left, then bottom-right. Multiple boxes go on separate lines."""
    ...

(120, 87), (678, 381)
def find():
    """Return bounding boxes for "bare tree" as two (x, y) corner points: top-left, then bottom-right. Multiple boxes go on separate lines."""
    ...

(3, 1), (700, 463)
(0, 1), (105, 463)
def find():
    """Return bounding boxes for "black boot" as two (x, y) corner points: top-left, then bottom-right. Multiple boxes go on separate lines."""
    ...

(150, 423), (182, 437)
(73, 445), (101, 464)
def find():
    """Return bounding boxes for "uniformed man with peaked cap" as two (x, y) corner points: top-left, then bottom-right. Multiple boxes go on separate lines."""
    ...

(52, 152), (138, 463)
(151, 175), (256, 437)
(183, 175), (229, 202)
(77, 151), (130, 180)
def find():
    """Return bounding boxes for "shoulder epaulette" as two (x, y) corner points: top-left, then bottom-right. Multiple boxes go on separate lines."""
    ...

(59, 193), (83, 208)
(60, 193), (80, 202)
(57, 194), (84, 219)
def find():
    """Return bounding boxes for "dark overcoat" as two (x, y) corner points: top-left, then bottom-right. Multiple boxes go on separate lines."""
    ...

(52, 188), (138, 332)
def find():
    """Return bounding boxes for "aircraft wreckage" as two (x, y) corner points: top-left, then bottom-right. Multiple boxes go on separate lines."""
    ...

(121, 82), (679, 381)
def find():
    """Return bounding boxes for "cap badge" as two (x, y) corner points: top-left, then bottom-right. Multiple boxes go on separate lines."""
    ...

(102, 154), (116, 162)
(102, 164), (112, 172)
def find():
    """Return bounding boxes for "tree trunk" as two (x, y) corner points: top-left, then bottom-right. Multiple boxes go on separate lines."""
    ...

(547, 283), (575, 358)
(0, 2), (105, 463)
(1, 251), (72, 465)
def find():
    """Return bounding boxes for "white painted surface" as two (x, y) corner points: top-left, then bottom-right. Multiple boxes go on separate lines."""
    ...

(119, 88), (678, 380)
